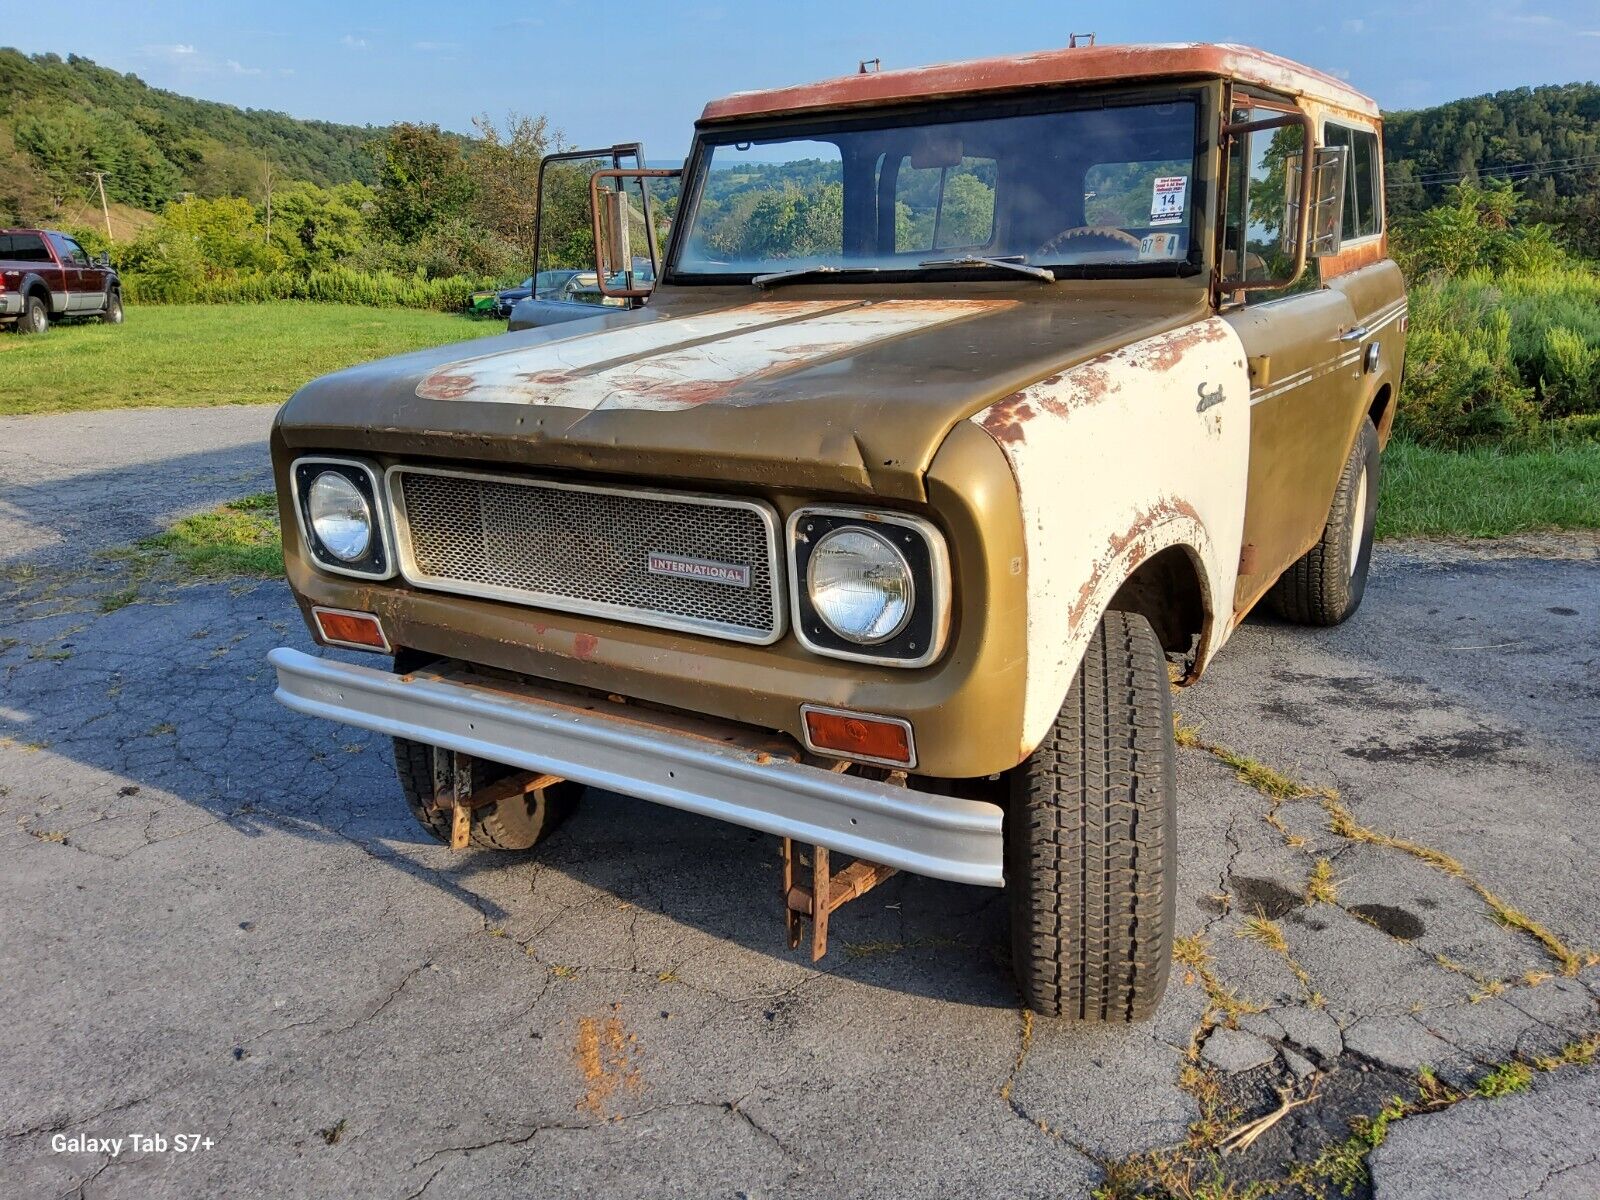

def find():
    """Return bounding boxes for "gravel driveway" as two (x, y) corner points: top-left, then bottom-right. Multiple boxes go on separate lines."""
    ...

(2, 407), (1596, 1199)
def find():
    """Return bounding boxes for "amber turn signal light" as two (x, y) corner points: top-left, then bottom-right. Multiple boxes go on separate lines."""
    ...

(311, 606), (390, 653)
(800, 704), (916, 769)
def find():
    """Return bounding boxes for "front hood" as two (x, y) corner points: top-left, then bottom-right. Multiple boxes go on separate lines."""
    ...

(277, 285), (1208, 501)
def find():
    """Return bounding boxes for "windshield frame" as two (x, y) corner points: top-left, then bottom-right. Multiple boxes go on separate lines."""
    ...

(664, 84), (1210, 287)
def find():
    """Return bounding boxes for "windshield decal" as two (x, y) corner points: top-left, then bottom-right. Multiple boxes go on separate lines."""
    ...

(1149, 176), (1188, 226)
(418, 299), (1015, 410)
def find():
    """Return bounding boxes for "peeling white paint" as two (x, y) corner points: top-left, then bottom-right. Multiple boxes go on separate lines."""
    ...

(970, 317), (1251, 754)
(418, 299), (1014, 410)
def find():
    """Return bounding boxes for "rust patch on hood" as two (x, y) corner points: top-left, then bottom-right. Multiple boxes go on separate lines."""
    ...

(423, 373), (477, 400)
(414, 298), (1017, 412)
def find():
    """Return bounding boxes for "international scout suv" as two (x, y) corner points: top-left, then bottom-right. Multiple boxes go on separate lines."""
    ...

(269, 42), (1405, 1020)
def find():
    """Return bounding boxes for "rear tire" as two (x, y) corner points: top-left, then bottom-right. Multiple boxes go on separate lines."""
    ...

(1006, 610), (1177, 1021)
(1268, 418), (1380, 626)
(393, 736), (580, 851)
(17, 295), (48, 335)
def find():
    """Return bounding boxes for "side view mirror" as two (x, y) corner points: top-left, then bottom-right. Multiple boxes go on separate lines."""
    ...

(1285, 147), (1348, 259)
(599, 188), (633, 280)
(96, 251), (111, 268)
(588, 167), (682, 299)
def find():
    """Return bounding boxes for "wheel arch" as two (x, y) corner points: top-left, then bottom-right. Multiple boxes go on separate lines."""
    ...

(1367, 381), (1395, 447)
(1108, 542), (1214, 677)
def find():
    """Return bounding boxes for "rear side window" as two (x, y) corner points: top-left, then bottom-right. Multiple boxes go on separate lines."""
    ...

(1324, 124), (1382, 240)
(0, 233), (52, 263)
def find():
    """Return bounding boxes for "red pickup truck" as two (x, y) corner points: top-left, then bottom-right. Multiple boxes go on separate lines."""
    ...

(1, 228), (123, 334)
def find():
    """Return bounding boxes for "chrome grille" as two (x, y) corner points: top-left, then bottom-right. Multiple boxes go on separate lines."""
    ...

(389, 467), (782, 644)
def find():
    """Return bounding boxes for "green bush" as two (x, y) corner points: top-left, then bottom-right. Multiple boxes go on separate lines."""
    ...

(1400, 267), (1600, 447)
(121, 266), (495, 311)
(1397, 292), (1538, 447)
(1540, 327), (1599, 417)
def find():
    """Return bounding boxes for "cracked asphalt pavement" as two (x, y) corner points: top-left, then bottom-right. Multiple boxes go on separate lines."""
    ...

(3, 406), (1598, 1198)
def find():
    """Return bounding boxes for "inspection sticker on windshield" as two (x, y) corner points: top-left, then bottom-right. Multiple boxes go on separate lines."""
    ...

(1139, 232), (1182, 260)
(1150, 176), (1188, 226)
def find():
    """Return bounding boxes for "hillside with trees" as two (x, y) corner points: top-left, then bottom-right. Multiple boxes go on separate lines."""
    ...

(1385, 82), (1600, 256)
(0, 48), (378, 216)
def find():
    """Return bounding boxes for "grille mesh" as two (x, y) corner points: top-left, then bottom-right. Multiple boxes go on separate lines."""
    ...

(393, 470), (778, 641)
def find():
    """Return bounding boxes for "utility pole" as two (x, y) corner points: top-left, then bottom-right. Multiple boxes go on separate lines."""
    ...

(85, 170), (113, 242)
(263, 161), (275, 243)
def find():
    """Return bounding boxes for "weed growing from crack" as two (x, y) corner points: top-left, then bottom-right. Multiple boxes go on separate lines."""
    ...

(1532, 1032), (1599, 1071)
(1174, 934), (1265, 1044)
(1305, 859), (1338, 906)
(1237, 916), (1317, 1000)
(1474, 1060), (1534, 1098)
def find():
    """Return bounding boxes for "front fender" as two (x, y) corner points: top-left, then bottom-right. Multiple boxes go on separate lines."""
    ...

(969, 317), (1250, 755)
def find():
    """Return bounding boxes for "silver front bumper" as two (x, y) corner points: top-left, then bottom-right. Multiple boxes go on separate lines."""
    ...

(268, 648), (1004, 886)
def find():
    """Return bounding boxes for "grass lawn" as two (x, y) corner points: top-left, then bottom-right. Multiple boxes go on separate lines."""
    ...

(0, 302), (502, 416)
(138, 492), (283, 578)
(1377, 438), (1600, 539)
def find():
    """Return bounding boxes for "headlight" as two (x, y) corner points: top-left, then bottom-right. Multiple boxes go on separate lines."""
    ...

(291, 457), (393, 579)
(788, 508), (950, 668)
(806, 527), (913, 643)
(307, 471), (373, 562)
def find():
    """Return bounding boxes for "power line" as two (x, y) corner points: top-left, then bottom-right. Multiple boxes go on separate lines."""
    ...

(1387, 152), (1600, 190)
(1394, 152), (1600, 186)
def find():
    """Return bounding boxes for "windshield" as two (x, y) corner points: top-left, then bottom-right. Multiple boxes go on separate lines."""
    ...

(674, 95), (1199, 280)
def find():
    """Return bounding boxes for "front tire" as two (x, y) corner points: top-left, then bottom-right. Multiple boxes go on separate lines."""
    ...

(1006, 610), (1177, 1021)
(1268, 418), (1380, 626)
(101, 291), (124, 324)
(393, 736), (579, 850)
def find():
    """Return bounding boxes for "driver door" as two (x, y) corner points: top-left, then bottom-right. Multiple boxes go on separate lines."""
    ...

(1220, 104), (1359, 615)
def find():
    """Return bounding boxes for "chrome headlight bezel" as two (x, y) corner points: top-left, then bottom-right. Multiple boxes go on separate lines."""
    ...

(289, 456), (396, 580)
(787, 507), (951, 668)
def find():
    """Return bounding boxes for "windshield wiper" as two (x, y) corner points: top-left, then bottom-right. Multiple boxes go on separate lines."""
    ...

(752, 264), (883, 288)
(918, 255), (1056, 283)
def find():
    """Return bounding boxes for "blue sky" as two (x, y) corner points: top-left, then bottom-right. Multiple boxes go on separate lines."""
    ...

(7, 1), (1599, 157)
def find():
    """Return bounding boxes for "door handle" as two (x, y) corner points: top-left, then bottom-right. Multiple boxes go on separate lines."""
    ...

(1337, 326), (1370, 343)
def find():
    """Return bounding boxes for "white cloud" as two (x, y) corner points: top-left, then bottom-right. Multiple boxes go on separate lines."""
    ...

(1580, 30), (1600, 36)
(412, 40), (460, 52)
(226, 59), (264, 76)
(340, 35), (367, 49)
(1341, 18), (1365, 34)
(170, 43), (196, 55)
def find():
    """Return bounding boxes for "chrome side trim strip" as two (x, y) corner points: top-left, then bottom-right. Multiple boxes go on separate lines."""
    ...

(385, 464), (787, 647)
(268, 648), (1003, 886)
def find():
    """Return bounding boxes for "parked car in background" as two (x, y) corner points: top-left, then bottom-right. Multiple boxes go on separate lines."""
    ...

(0, 228), (122, 333)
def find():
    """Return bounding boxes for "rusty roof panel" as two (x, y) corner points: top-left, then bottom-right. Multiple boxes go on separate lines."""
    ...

(700, 42), (1379, 123)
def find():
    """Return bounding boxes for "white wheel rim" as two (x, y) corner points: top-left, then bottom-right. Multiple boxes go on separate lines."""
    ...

(1350, 465), (1369, 579)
